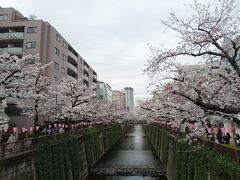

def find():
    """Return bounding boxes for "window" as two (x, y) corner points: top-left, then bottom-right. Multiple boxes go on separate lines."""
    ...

(62, 67), (66, 74)
(63, 41), (67, 48)
(55, 47), (59, 56)
(62, 53), (66, 61)
(54, 62), (59, 70)
(0, 14), (8, 21)
(26, 41), (36, 49)
(56, 34), (60, 42)
(27, 27), (37, 33)
(25, 58), (35, 64)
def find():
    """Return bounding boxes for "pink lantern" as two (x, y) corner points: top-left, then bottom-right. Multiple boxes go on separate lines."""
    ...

(3, 127), (8, 133)
(54, 124), (57, 128)
(65, 125), (68, 128)
(72, 125), (74, 128)
(213, 128), (218, 133)
(22, 127), (26, 133)
(208, 128), (212, 133)
(227, 127), (232, 133)
(220, 128), (225, 133)
(30, 127), (33, 132)
(13, 127), (18, 133)
(36, 126), (39, 131)
(58, 124), (62, 128)
(48, 125), (51, 129)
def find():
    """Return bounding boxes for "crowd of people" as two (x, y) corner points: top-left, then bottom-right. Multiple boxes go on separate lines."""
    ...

(0, 119), (117, 143)
(206, 128), (240, 146)
(152, 120), (240, 147)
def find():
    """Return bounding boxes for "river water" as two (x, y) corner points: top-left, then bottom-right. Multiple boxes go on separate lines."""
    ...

(87, 124), (167, 180)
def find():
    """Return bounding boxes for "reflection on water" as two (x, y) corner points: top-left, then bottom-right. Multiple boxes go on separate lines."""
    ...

(87, 125), (167, 180)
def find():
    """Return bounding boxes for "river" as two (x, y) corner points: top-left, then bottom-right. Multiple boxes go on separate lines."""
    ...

(87, 124), (167, 180)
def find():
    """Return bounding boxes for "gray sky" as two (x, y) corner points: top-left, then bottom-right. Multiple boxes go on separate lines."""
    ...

(1, 0), (208, 101)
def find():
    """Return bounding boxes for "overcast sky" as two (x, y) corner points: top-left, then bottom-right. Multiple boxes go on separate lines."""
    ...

(2, 0), (209, 101)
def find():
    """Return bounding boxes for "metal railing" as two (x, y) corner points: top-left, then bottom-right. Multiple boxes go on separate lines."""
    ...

(67, 62), (78, 73)
(0, 128), (84, 158)
(0, 47), (23, 55)
(0, 32), (24, 40)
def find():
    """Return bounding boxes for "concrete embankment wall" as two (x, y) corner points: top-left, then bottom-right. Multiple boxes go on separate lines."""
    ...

(0, 124), (124, 180)
(144, 124), (240, 180)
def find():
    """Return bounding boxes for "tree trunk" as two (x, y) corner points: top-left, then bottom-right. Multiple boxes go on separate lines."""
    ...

(34, 98), (39, 129)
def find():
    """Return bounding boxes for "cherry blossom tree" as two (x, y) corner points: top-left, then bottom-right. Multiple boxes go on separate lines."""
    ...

(0, 54), (43, 123)
(0, 54), (33, 105)
(144, 0), (240, 130)
(86, 99), (126, 122)
(145, 0), (240, 79)
(17, 57), (55, 128)
(54, 78), (97, 123)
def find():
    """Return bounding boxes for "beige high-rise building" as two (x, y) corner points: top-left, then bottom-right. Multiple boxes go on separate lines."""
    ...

(112, 90), (126, 111)
(0, 7), (97, 85)
(0, 7), (98, 126)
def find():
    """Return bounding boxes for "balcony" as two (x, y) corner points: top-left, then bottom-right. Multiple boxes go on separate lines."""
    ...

(67, 68), (78, 80)
(83, 69), (89, 76)
(0, 47), (23, 55)
(67, 55), (78, 67)
(6, 97), (18, 105)
(83, 74), (89, 81)
(67, 75), (77, 82)
(93, 78), (97, 83)
(0, 63), (21, 71)
(83, 65), (89, 72)
(83, 79), (89, 86)
(0, 32), (24, 41)
(68, 50), (78, 63)
(67, 62), (78, 74)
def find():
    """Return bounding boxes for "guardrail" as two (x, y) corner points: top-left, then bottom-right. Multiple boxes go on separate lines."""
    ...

(150, 124), (240, 164)
(0, 128), (84, 158)
(0, 124), (115, 158)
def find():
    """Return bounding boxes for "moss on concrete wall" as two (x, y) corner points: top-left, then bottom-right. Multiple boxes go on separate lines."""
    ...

(0, 124), (123, 180)
(144, 124), (240, 180)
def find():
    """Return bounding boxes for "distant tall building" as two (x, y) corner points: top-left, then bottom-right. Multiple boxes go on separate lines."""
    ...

(97, 81), (112, 102)
(106, 84), (112, 102)
(112, 90), (126, 111)
(124, 87), (134, 111)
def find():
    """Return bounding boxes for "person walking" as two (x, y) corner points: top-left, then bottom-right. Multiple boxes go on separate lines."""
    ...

(217, 128), (223, 144)
(225, 132), (231, 144)
(236, 133), (240, 146)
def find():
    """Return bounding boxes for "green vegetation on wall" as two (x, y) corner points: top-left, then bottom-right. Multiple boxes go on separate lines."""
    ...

(34, 124), (123, 180)
(176, 139), (240, 180)
(144, 124), (169, 168)
(35, 134), (82, 180)
(144, 124), (240, 180)
(83, 124), (122, 167)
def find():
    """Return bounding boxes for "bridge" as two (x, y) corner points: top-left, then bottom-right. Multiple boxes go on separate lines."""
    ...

(0, 123), (239, 180)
